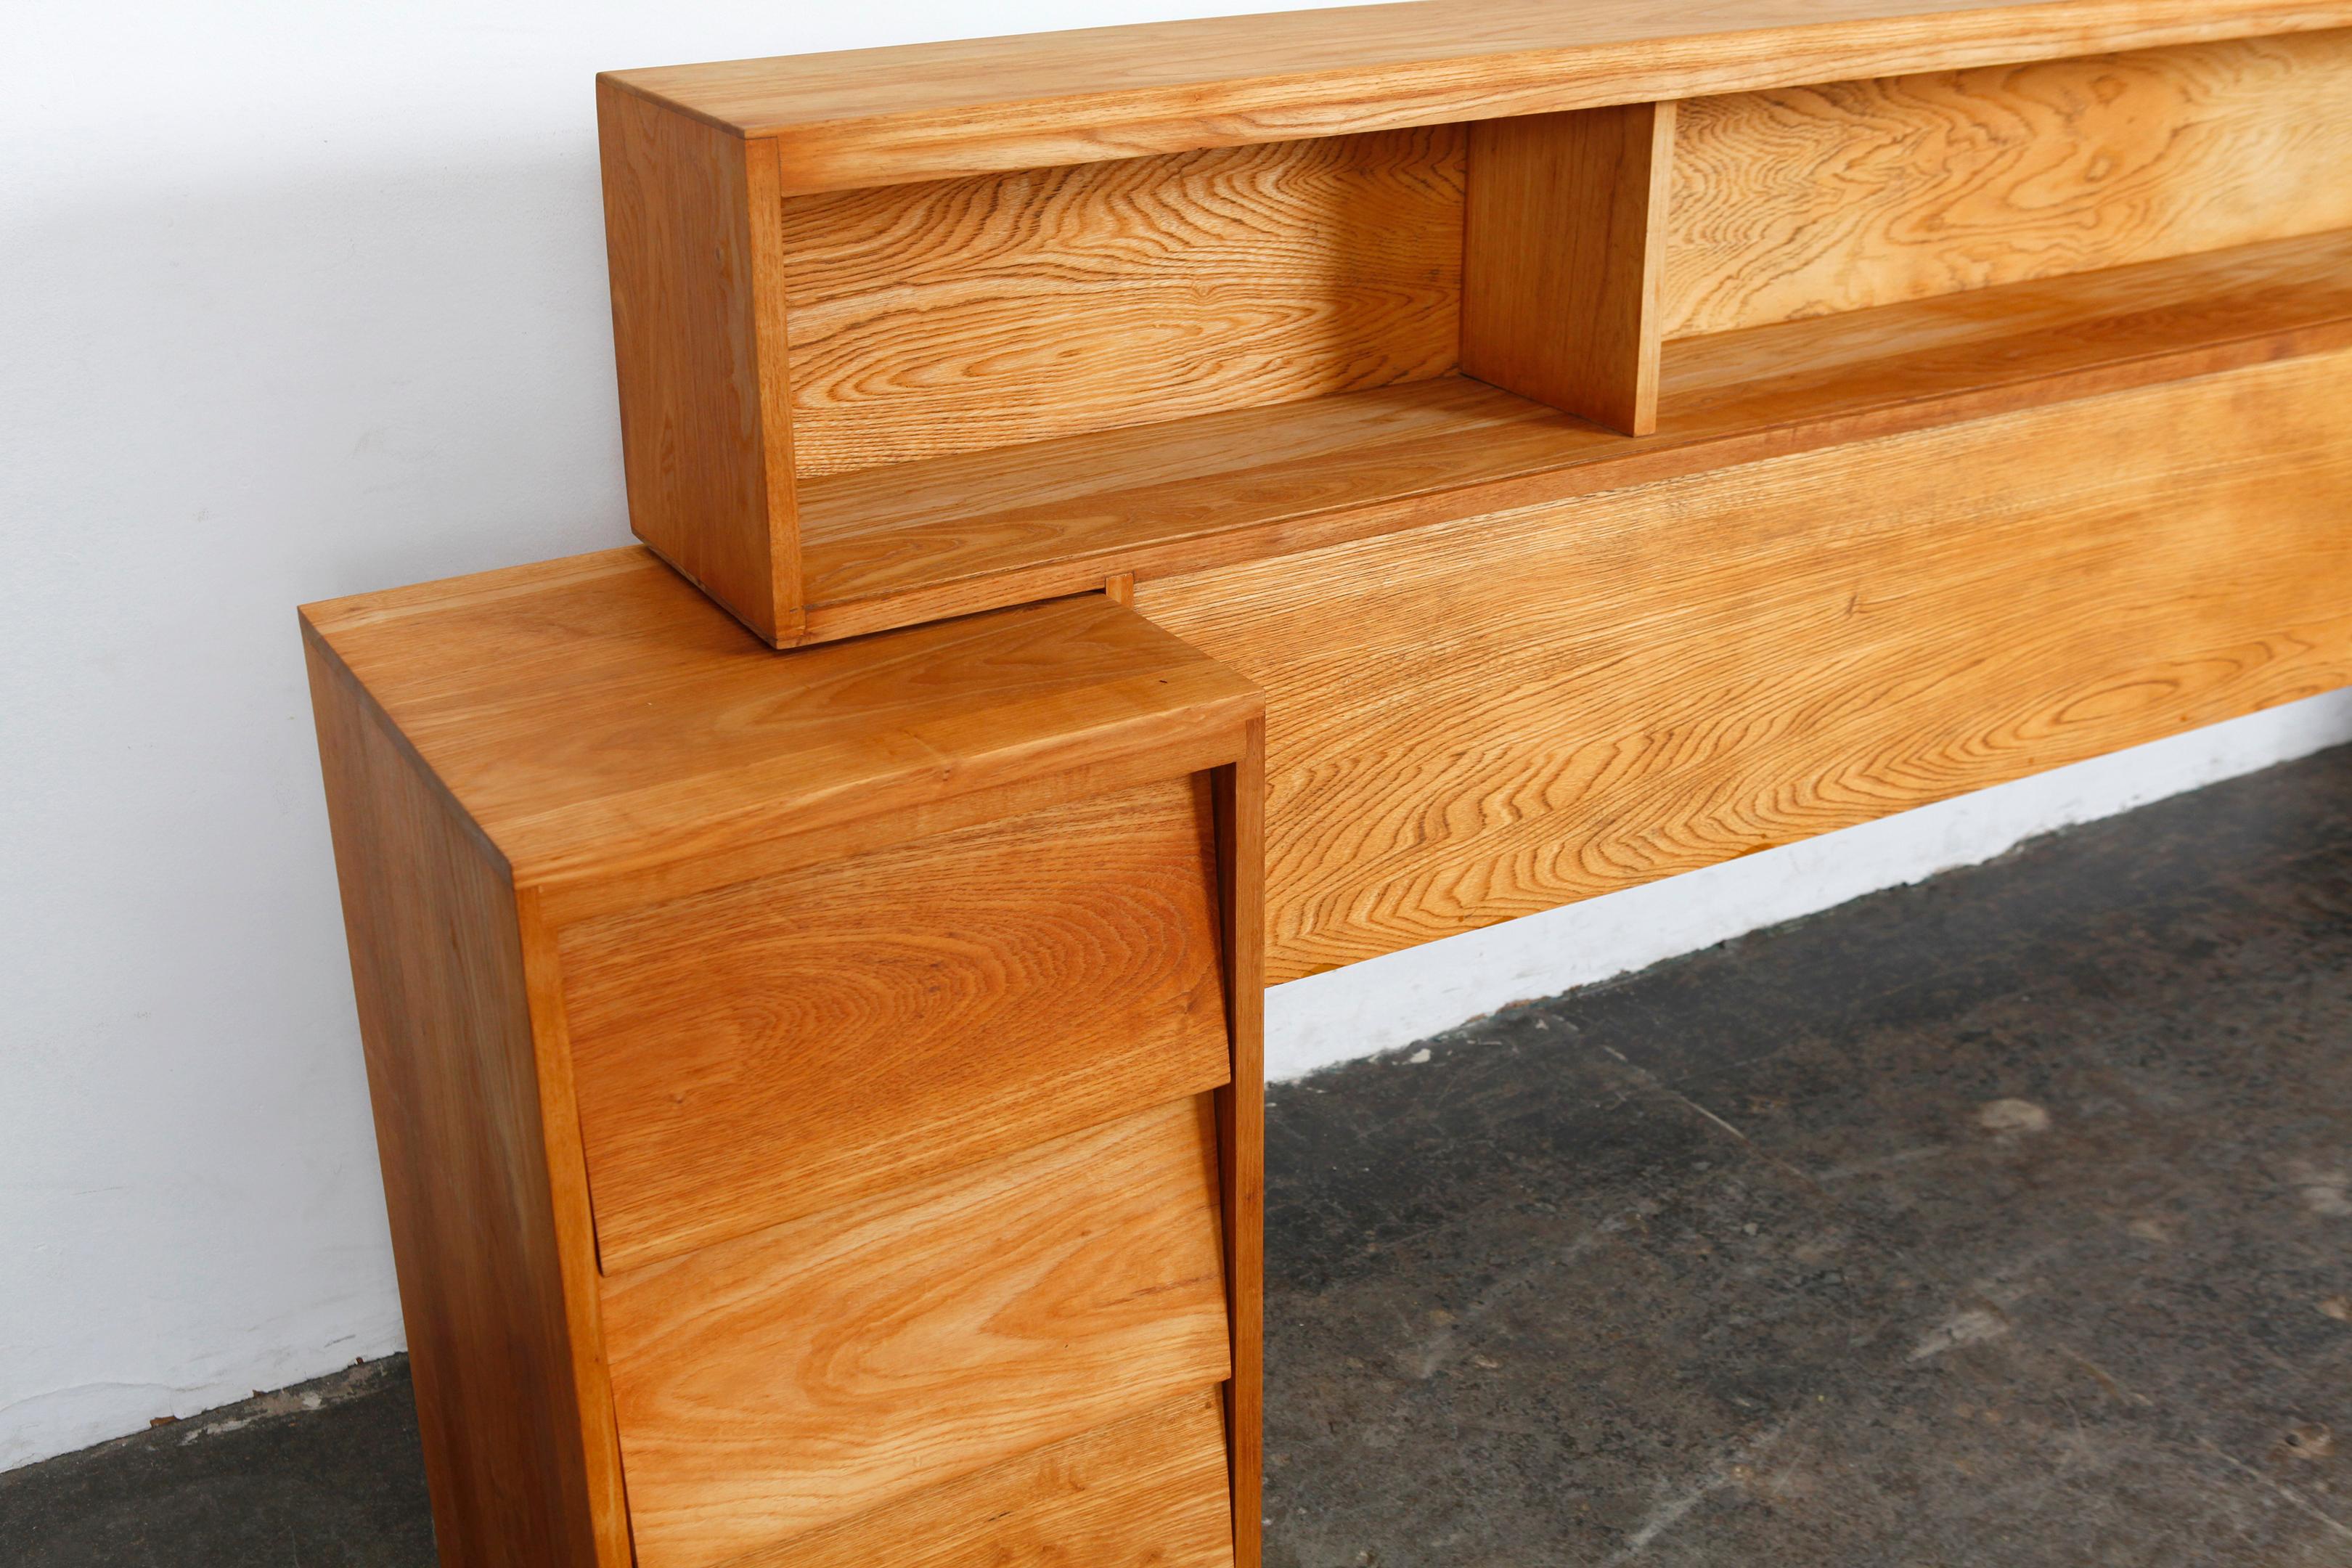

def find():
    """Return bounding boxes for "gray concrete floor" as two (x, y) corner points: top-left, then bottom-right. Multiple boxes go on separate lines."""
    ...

(10, 745), (2352, 1565)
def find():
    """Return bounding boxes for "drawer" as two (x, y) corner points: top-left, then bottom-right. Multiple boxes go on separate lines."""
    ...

(732, 1386), (1236, 1568)
(597, 1093), (1234, 1568)
(557, 775), (1235, 1271)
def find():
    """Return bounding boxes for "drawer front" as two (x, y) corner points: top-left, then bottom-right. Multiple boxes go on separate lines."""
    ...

(558, 775), (1234, 1271)
(598, 1094), (1234, 1568)
(729, 1387), (1236, 1568)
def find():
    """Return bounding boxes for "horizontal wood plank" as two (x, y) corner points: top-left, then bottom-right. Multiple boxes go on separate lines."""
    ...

(558, 777), (1233, 1272)
(1133, 348), (2352, 981)
(789, 226), (2352, 641)
(1664, 30), (2352, 338)
(602, 0), (2352, 193)
(719, 1388), (1235, 1568)
(783, 128), (1463, 476)
(600, 1095), (1233, 1568)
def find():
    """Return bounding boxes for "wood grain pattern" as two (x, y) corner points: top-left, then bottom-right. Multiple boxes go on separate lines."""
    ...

(306, 567), (1267, 1564)
(788, 227), (2352, 642)
(723, 1388), (1236, 1568)
(1661, 225), (2352, 412)
(1463, 102), (1675, 436)
(1664, 30), (2352, 338)
(558, 776), (1233, 1273)
(602, 0), (2352, 194)
(599, 1095), (1233, 1568)
(597, 80), (800, 643)
(1134, 348), (2352, 981)
(781, 128), (1463, 477)
(301, 561), (1262, 920)
(512, 893), (632, 1568)
(302, 637), (626, 1568)
(1212, 724), (1267, 1568)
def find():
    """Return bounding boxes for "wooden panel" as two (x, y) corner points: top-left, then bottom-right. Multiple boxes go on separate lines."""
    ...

(725, 1388), (1236, 1568)
(1463, 102), (1675, 436)
(790, 227), (2352, 642)
(558, 775), (1233, 1272)
(301, 638), (625, 1568)
(1134, 348), (2352, 981)
(600, 1095), (1233, 1568)
(1212, 724), (1267, 1568)
(780, 127), (1464, 476)
(1661, 226), (2352, 414)
(602, 0), (2352, 193)
(302, 565), (1262, 916)
(597, 81), (799, 643)
(1664, 31), (2352, 339)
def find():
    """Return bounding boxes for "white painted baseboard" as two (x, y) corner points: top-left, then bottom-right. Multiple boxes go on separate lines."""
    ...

(1267, 691), (2352, 1082)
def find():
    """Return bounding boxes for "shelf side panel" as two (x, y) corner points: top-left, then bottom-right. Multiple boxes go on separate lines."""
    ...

(599, 81), (801, 643)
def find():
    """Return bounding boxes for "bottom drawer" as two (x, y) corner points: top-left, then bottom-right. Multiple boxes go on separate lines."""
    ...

(724, 1387), (1236, 1568)
(598, 1094), (1235, 1568)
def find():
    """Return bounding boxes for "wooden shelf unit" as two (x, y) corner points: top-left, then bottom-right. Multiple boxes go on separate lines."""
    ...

(305, 7), (2352, 1567)
(599, 7), (2352, 645)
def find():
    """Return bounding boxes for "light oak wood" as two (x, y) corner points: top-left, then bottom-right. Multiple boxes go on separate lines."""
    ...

(783, 128), (1463, 476)
(303, 645), (628, 1568)
(789, 226), (2352, 641)
(1463, 102), (1675, 436)
(325, 10), (2352, 1564)
(599, 1095), (1233, 1568)
(559, 775), (1233, 1272)
(603, 0), (2352, 194)
(1664, 30), (2352, 338)
(602, 13), (2352, 643)
(596, 79), (800, 644)
(303, 555), (1261, 920)
(723, 1387), (1236, 1568)
(1135, 348), (2352, 981)
(304, 573), (1267, 1568)
(719, 1382), (1241, 1568)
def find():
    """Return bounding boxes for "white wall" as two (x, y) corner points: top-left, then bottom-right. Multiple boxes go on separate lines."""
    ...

(4, 0), (2348, 1474)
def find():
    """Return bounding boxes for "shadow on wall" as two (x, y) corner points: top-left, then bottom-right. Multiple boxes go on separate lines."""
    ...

(0, 143), (636, 1469)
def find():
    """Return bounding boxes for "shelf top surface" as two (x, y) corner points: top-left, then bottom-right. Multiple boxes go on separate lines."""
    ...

(302, 549), (1259, 893)
(603, 0), (2352, 192)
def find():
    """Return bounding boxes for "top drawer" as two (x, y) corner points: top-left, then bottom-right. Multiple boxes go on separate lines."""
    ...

(555, 774), (1234, 1273)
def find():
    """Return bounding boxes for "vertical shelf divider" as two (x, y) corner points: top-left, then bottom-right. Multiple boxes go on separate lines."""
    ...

(1461, 100), (1678, 437)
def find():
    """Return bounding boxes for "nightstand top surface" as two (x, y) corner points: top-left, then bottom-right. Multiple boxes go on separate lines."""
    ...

(302, 549), (1259, 898)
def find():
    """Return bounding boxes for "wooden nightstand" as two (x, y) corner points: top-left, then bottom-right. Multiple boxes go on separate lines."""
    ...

(301, 550), (1265, 1568)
